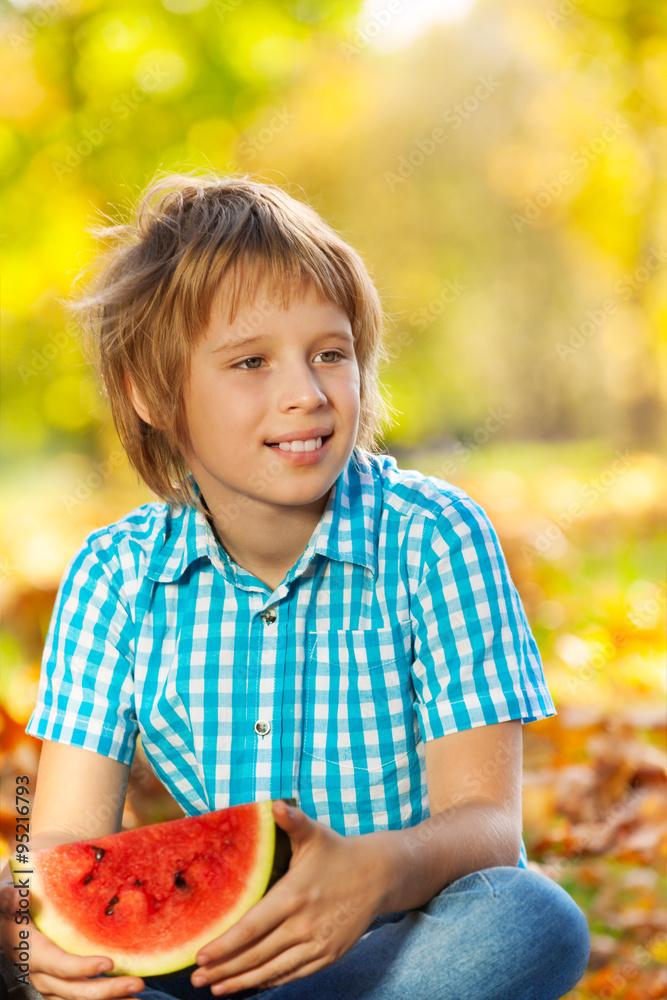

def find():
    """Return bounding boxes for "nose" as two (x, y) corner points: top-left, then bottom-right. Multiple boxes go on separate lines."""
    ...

(277, 358), (328, 412)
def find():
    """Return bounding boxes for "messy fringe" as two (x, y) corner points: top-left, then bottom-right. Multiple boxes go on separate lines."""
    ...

(68, 168), (397, 515)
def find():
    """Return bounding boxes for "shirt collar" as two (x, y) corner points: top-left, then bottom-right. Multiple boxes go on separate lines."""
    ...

(307, 449), (379, 578)
(144, 481), (229, 583)
(145, 448), (380, 584)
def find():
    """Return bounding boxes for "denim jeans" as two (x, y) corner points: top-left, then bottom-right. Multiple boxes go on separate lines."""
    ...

(139, 867), (590, 1000)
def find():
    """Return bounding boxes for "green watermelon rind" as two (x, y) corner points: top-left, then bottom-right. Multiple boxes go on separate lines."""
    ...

(11, 799), (291, 978)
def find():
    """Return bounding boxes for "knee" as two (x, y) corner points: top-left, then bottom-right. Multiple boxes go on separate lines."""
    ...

(481, 866), (591, 995)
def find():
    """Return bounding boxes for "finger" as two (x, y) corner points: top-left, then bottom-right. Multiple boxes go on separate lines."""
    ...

(262, 954), (328, 990)
(193, 920), (304, 986)
(30, 972), (144, 1000)
(196, 888), (293, 966)
(32, 934), (114, 980)
(205, 945), (324, 996)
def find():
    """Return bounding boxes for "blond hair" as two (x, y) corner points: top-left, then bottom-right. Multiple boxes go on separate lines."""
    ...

(72, 171), (394, 513)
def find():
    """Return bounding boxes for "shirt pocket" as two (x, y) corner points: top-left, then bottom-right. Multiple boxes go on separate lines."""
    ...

(302, 619), (418, 773)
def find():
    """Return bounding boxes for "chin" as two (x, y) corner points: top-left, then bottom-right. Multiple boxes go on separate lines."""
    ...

(271, 481), (332, 506)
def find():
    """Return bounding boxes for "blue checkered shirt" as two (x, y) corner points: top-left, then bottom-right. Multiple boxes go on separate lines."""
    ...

(27, 449), (555, 861)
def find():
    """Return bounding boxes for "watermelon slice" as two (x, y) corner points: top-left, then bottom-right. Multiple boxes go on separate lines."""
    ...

(10, 799), (293, 978)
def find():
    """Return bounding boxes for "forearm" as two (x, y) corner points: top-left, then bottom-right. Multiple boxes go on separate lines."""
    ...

(372, 799), (522, 915)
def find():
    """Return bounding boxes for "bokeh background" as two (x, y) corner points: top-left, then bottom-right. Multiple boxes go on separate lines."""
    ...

(1, 0), (666, 995)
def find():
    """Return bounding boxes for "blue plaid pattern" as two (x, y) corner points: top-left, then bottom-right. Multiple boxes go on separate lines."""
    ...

(27, 449), (555, 852)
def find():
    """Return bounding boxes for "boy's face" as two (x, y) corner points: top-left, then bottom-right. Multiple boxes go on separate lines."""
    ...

(180, 280), (361, 532)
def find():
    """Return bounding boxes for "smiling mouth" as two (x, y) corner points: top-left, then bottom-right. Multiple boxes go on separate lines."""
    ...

(266, 433), (332, 453)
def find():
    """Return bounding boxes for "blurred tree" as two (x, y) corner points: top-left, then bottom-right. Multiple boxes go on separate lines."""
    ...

(0, 0), (664, 462)
(0, 0), (363, 465)
(232, 0), (666, 451)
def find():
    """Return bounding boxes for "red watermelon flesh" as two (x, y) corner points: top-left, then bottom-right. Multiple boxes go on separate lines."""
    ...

(12, 800), (292, 978)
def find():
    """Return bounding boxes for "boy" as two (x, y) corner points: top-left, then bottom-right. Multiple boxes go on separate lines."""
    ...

(1, 173), (589, 999)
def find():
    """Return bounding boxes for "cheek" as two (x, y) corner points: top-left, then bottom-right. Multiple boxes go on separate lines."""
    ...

(342, 371), (361, 413)
(192, 376), (240, 416)
(183, 386), (230, 447)
(329, 362), (360, 394)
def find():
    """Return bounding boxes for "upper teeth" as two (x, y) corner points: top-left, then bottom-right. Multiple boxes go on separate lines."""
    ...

(277, 437), (323, 452)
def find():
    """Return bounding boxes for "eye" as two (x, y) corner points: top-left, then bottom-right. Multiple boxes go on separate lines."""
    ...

(316, 350), (344, 363)
(236, 357), (264, 370)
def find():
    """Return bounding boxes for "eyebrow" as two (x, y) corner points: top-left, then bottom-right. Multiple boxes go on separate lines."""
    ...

(210, 330), (354, 355)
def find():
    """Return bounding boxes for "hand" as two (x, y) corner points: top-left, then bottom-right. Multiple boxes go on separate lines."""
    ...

(0, 882), (144, 1000)
(191, 800), (392, 994)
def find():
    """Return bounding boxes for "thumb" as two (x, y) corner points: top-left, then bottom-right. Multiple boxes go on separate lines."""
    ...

(271, 800), (314, 845)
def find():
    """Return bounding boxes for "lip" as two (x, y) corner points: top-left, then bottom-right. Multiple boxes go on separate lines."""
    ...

(267, 433), (333, 466)
(265, 427), (333, 444)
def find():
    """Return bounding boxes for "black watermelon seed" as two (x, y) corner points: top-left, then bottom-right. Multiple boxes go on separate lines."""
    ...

(174, 872), (187, 888)
(135, 879), (142, 886)
(83, 874), (92, 885)
(104, 906), (114, 916)
(93, 848), (105, 862)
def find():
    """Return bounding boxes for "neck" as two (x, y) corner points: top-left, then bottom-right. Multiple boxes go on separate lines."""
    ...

(201, 490), (331, 588)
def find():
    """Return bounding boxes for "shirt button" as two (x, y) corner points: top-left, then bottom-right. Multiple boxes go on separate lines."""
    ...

(259, 608), (277, 625)
(254, 719), (271, 737)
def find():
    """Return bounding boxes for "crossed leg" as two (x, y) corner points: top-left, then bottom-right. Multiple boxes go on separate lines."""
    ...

(140, 866), (590, 1000)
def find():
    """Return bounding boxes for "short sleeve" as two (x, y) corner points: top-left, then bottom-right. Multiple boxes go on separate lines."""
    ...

(26, 530), (139, 765)
(410, 496), (555, 741)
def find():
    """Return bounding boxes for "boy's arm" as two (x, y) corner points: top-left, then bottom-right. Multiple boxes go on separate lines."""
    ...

(379, 717), (524, 914)
(0, 741), (146, 1000)
(30, 740), (130, 842)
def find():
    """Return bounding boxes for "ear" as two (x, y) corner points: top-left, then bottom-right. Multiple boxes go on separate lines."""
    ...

(126, 377), (157, 427)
